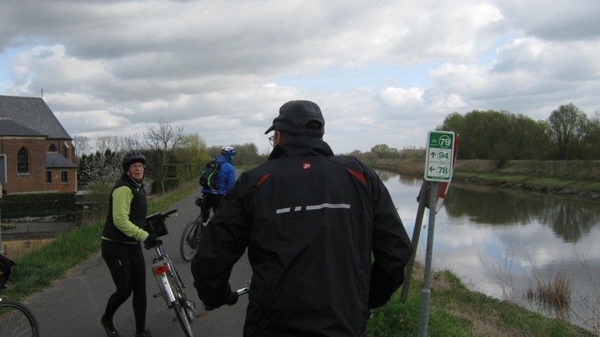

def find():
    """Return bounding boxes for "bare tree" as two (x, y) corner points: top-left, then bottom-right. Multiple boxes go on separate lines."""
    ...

(122, 134), (142, 151)
(73, 135), (90, 158)
(96, 136), (122, 154)
(144, 119), (185, 193)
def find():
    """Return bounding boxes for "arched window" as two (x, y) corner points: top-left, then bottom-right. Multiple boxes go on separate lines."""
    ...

(17, 147), (30, 174)
(49, 143), (58, 152)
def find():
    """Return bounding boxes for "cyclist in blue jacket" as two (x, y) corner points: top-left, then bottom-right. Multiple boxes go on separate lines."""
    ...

(200, 145), (236, 225)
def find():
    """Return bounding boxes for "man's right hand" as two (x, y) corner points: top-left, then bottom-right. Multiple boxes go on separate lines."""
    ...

(202, 291), (239, 311)
(225, 291), (239, 306)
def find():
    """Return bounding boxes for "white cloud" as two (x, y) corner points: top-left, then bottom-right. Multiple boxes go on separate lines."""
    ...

(1, 0), (599, 153)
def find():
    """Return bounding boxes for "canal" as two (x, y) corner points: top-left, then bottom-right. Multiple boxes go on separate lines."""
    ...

(379, 170), (600, 331)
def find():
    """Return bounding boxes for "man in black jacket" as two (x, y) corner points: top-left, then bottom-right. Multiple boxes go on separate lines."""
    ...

(191, 100), (414, 336)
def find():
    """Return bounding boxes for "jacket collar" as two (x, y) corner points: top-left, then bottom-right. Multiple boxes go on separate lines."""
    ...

(122, 172), (144, 186)
(268, 135), (334, 160)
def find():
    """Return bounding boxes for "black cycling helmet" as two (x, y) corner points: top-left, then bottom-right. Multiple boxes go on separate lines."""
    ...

(122, 150), (146, 172)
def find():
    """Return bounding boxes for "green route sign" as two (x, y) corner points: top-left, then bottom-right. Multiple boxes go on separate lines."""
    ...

(424, 131), (455, 182)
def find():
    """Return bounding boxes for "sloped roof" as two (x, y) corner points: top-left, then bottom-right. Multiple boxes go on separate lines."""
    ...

(0, 118), (47, 137)
(0, 95), (72, 140)
(46, 152), (78, 168)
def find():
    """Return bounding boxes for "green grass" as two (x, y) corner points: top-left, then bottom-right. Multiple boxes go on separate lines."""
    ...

(2, 181), (198, 301)
(2, 179), (597, 336)
(454, 171), (600, 198)
(367, 267), (595, 336)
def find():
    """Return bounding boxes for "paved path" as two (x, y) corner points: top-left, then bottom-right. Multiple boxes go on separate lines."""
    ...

(20, 190), (252, 337)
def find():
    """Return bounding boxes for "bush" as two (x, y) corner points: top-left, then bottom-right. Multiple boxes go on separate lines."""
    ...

(0, 192), (76, 218)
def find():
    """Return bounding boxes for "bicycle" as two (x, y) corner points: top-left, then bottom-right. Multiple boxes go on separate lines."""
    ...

(145, 210), (249, 337)
(179, 196), (211, 262)
(0, 254), (40, 337)
(146, 209), (198, 337)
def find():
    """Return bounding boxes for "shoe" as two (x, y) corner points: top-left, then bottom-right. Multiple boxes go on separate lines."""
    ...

(135, 330), (153, 337)
(101, 316), (121, 337)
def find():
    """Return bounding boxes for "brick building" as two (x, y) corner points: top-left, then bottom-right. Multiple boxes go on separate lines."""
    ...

(0, 95), (77, 194)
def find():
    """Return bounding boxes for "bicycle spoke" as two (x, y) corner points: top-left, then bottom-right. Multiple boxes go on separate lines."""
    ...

(180, 220), (201, 261)
(0, 299), (40, 337)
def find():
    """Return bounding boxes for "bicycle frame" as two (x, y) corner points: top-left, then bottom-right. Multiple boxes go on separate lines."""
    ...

(147, 210), (196, 337)
(148, 209), (250, 337)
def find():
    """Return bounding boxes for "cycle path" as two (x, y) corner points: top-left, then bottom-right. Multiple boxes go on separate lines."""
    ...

(21, 190), (252, 337)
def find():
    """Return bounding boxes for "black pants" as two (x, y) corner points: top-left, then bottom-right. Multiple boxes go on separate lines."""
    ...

(202, 193), (223, 223)
(102, 239), (147, 333)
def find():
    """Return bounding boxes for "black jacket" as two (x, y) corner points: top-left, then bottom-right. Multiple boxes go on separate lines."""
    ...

(191, 136), (413, 337)
(102, 173), (147, 243)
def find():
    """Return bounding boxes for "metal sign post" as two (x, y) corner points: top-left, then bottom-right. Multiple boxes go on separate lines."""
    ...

(0, 183), (3, 254)
(0, 154), (7, 255)
(417, 131), (455, 337)
(399, 180), (430, 304)
(418, 181), (440, 336)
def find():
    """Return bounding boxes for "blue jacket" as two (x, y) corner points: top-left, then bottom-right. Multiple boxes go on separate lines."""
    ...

(200, 155), (235, 195)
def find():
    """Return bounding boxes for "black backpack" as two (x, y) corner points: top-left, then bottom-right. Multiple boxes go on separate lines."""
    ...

(199, 159), (221, 190)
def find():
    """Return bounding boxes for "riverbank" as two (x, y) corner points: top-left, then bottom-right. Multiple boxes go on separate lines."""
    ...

(5, 177), (598, 336)
(374, 159), (600, 203)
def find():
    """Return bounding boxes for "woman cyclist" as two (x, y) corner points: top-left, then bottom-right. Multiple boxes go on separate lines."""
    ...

(100, 150), (161, 337)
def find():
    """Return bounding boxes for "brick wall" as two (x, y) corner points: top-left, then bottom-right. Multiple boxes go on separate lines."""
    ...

(46, 168), (78, 193)
(1, 138), (47, 194)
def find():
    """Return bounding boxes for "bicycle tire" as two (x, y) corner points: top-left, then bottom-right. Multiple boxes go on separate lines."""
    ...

(166, 273), (194, 337)
(0, 299), (40, 337)
(180, 220), (200, 262)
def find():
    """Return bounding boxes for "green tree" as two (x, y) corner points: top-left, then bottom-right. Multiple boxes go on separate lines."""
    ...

(77, 149), (122, 187)
(505, 114), (550, 160)
(177, 133), (210, 165)
(440, 110), (551, 160)
(582, 111), (600, 159)
(546, 103), (588, 160)
(370, 144), (400, 159)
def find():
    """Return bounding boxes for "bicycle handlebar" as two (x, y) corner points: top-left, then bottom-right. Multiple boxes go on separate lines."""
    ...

(201, 281), (251, 312)
(144, 209), (178, 239)
(162, 209), (178, 218)
(236, 281), (251, 296)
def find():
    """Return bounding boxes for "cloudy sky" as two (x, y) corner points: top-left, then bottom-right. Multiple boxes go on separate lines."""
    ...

(1, 0), (599, 154)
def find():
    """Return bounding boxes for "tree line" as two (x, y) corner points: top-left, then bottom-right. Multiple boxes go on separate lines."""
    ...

(349, 103), (600, 166)
(439, 103), (600, 163)
(75, 119), (266, 194)
(74, 103), (598, 193)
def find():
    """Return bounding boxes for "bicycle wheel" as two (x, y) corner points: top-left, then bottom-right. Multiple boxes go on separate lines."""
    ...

(166, 273), (194, 337)
(180, 220), (200, 262)
(0, 299), (40, 337)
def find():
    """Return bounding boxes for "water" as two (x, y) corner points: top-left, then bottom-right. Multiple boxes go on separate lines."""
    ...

(378, 170), (600, 331)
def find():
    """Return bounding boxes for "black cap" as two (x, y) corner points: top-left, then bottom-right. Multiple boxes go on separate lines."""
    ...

(264, 100), (325, 138)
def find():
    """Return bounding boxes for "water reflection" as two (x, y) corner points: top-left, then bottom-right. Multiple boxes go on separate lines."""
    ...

(377, 170), (600, 332)
(444, 183), (600, 243)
